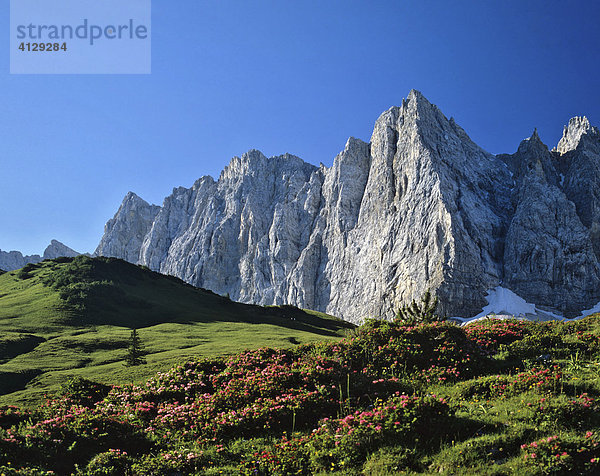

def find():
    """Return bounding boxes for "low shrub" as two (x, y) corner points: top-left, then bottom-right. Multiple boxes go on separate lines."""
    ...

(520, 432), (600, 474)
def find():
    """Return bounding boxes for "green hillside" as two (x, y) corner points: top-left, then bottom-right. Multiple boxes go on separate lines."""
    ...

(3, 315), (600, 475)
(0, 256), (353, 406)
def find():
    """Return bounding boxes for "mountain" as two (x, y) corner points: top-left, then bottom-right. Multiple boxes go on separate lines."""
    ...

(0, 255), (351, 404)
(95, 90), (600, 322)
(0, 239), (82, 271)
(43, 239), (81, 260)
(95, 192), (161, 263)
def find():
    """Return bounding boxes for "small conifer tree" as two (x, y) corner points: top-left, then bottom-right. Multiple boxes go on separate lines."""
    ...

(124, 328), (146, 366)
(395, 289), (442, 324)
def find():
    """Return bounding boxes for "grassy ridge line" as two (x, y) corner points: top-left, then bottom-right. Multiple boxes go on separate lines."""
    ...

(0, 257), (353, 406)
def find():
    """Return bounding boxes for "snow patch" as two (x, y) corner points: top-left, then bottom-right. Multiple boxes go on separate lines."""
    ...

(472, 287), (536, 318)
(576, 301), (600, 320)
(452, 286), (566, 325)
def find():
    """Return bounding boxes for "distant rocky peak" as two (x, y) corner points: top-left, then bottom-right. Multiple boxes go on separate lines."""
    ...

(554, 116), (599, 154)
(43, 240), (80, 259)
(0, 239), (83, 271)
(519, 128), (548, 152)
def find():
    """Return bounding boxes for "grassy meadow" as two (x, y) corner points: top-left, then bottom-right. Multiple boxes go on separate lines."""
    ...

(2, 257), (600, 474)
(0, 256), (352, 406)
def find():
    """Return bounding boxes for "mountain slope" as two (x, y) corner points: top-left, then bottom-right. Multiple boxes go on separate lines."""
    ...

(95, 90), (600, 322)
(0, 256), (352, 405)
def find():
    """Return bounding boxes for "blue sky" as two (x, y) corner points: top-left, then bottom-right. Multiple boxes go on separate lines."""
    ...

(1, 0), (599, 255)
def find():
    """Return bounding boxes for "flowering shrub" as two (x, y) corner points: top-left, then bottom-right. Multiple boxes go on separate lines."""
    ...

(520, 432), (600, 474)
(571, 330), (600, 354)
(3, 316), (600, 474)
(85, 448), (132, 475)
(241, 393), (452, 474)
(464, 319), (530, 351)
(460, 366), (563, 399)
(527, 394), (598, 431)
(510, 366), (563, 394)
(0, 466), (54, 476)
(57, 376), (111, 407)
(130, 448), (207, 475)
(317, 319), (487, 382)
(1, 404), (150, 474)
(0, 405), (31, 429)
(306, 393), (452, 471)
(240, 435), (312, 476)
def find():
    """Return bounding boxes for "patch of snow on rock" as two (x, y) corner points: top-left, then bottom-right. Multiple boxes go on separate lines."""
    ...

(452, 286), (567, 325)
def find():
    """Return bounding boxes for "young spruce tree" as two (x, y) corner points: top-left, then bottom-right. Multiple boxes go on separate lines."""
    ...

(124, 328), (146, 367)
(395, 289), (443, 324)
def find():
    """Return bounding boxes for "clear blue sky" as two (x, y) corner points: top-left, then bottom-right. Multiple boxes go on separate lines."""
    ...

(1, 0), (599, 255)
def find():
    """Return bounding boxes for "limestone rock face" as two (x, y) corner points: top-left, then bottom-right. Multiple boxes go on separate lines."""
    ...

(142, 151), (320, 304)
(94, 192), (161, 262)
(553, 118), (600, 259)
(502, 132), (600, 317)
(94, 91), (600, 323)
(308, 91), (513, 320)
(554, 116), (598, 155)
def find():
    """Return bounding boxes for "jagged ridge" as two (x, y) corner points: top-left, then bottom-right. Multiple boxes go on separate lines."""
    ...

(95, 90), (600, 322)
(0, 240), (82, 272)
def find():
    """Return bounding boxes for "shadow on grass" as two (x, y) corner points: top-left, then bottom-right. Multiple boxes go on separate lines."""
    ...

(0, 369), (42, 396)
(0, 334), (46, 364)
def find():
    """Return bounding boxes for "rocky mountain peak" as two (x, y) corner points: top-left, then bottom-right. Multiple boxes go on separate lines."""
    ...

(218, 150), (316, 186)
(94, 91), (600, 322)
(123, 191), (149, 207)
(554, 116), (599, 154)
(0, 239), (83, 271)
(406, 88), (432, 109)
(94, 192), (161, 262)
(507, 130), (559, 187)
(516, 129), (550, 161)
(43, 240), (80, 259)
(402, 89), (445, 125)
(521, 128), (547, 148)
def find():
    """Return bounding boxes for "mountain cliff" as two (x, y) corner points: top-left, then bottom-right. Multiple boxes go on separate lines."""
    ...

(95, 90), (600, 322)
